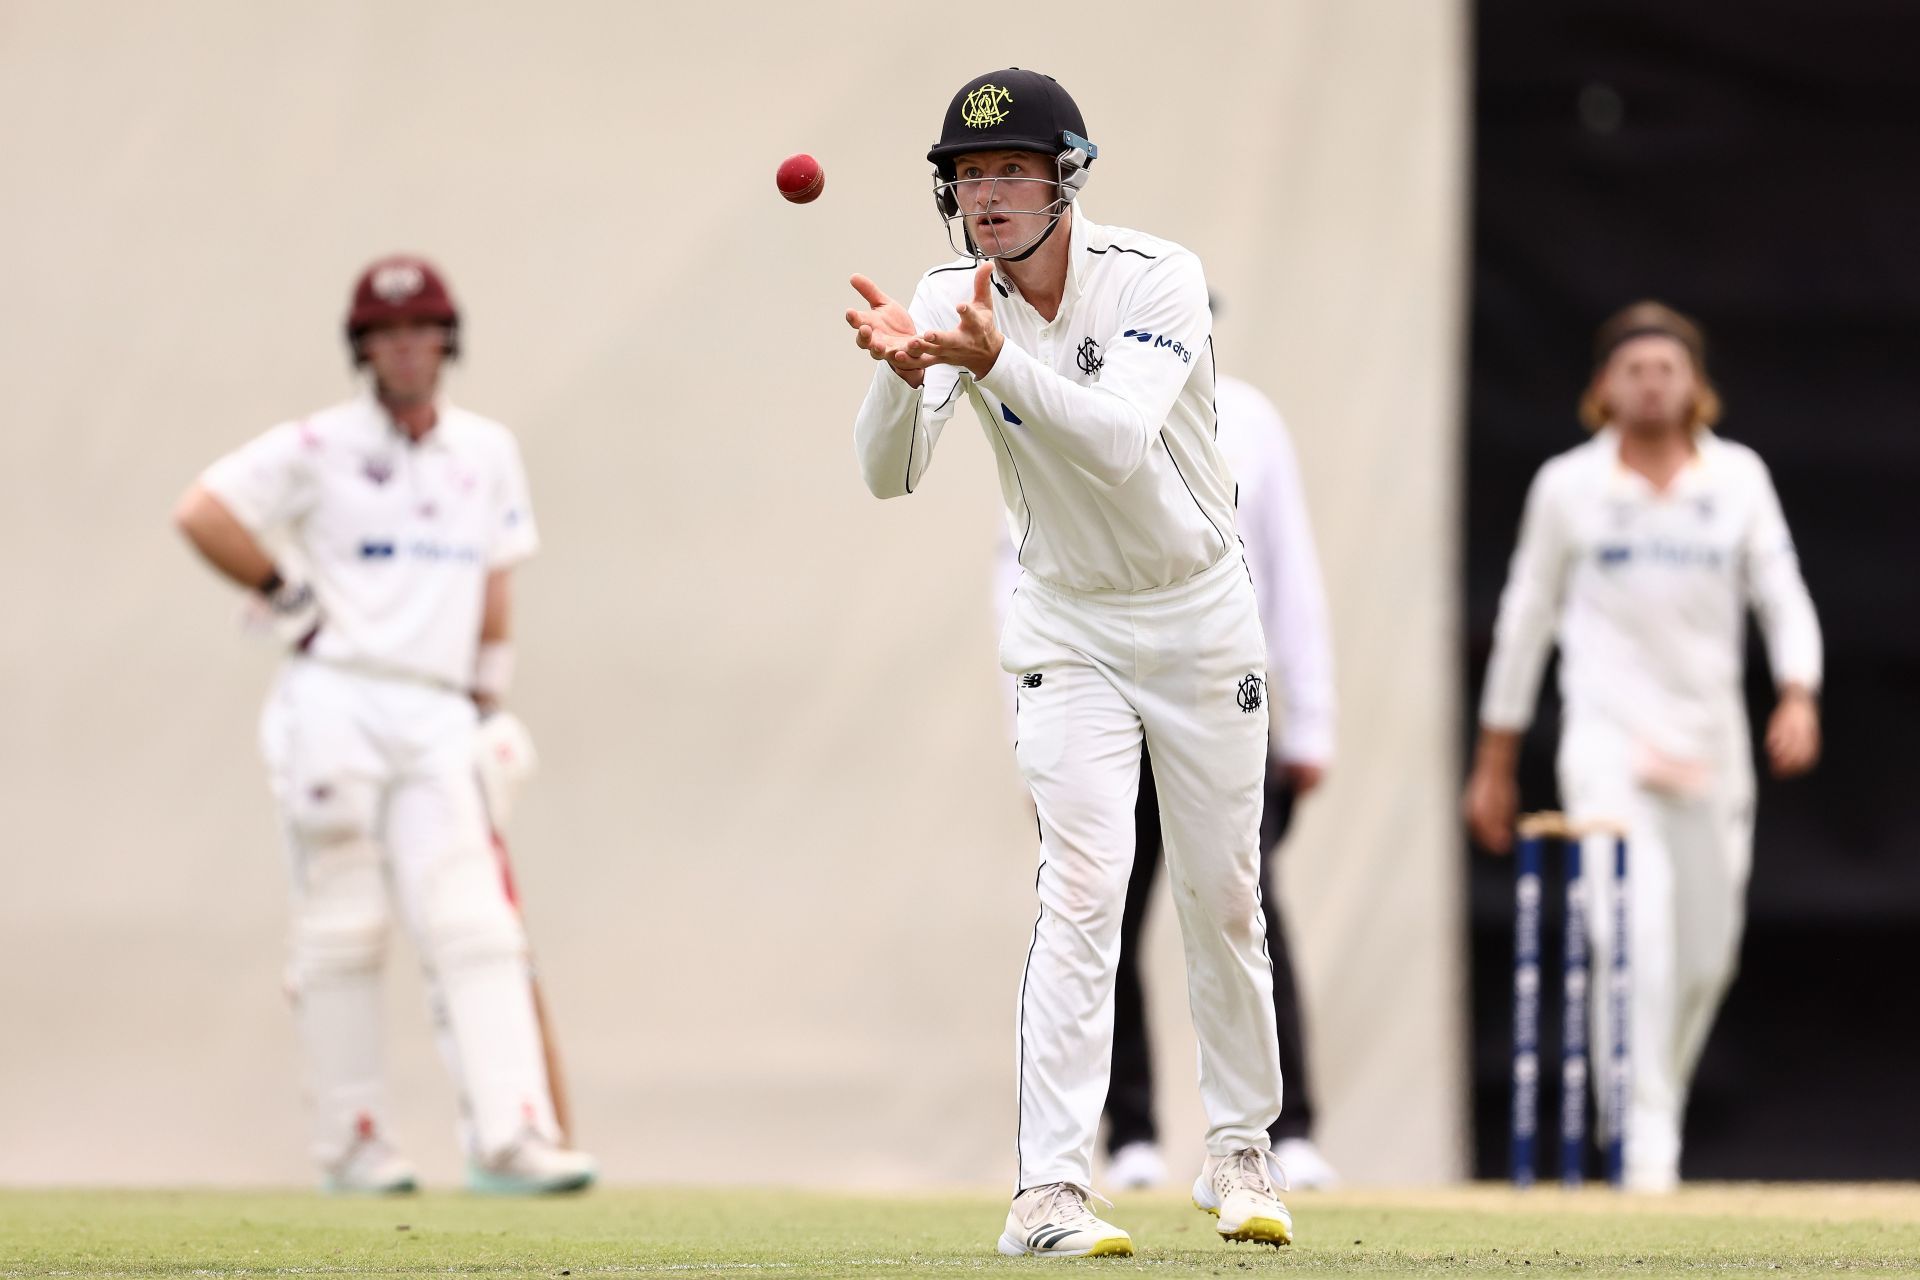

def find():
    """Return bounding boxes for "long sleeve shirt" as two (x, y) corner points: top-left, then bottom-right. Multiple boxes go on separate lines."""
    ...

(991, 374), (1337, 766)
(1480, 427), (1822, 759)
(855, 209), (1236, 593)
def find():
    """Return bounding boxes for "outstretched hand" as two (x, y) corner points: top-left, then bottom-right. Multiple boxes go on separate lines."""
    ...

(906, 262), (1005, 379)
(846, 275), (933, 386)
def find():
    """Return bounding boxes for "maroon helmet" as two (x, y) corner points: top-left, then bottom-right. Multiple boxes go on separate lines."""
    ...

(344, 254), (460, 363)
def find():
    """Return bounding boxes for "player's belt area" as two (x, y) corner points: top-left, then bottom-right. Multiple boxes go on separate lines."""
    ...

(299, 653), (468, 698)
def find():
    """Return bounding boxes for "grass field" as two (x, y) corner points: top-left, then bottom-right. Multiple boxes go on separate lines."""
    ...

(3, 1185), (1918, 1279)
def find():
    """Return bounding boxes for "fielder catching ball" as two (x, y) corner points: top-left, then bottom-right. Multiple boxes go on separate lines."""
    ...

(173, 256), (595, 1195)
(847, 68), (1291, 1255)
(1465, 300), (1824, 1192)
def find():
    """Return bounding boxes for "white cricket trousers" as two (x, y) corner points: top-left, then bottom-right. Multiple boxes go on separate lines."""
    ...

(1559, 715), (1755, 1191)
(999, 549), (1283, 1192)
(260, 659), (557, 1168)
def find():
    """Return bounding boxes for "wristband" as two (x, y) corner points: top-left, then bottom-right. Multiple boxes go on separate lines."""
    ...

(257, 568), (284, 597)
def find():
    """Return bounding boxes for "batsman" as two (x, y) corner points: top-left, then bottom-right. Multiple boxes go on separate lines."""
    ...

(173, 256), (595, 1194)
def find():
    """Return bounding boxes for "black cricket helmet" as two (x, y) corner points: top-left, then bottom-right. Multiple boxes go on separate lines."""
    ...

(926, 68), (1097, 261)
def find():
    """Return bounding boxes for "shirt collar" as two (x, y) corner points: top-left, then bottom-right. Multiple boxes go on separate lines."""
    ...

(1599, 423), (1713, 496)
(359, 388), (453, 450)
(990, 204), (1089, 311)
(1064, 203), (1091, 300)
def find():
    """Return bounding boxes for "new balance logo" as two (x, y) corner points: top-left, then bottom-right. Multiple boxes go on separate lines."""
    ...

(1020, 673), (1043, 689)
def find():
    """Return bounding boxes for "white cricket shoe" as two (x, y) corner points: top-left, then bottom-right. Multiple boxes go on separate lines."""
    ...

(1274, 1137), (1341, 1190)
(322, 1134), (418, 1195)
(1106, 1141), (1168, 1190)
(996, 1182), (1135, 1258)
(1192, 1148), (1293, 1247)
(466, 1136), (597, 1195)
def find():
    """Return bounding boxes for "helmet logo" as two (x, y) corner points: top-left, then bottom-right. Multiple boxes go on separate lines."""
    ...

(371, 262), (425, 303)
(960, 83), (1013, 128)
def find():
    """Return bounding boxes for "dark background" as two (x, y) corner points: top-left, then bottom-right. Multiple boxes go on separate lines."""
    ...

(1464, 0), (1920, 1179)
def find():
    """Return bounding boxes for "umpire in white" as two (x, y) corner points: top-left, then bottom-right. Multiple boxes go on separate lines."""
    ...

(1097, 372), (1339, 1191)
(847, 70), (1292, 1255)
(173, 257), (595, 1194)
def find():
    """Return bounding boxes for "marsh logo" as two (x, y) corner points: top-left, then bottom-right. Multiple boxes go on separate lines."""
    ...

(961, 83), (1013, 128)
(1075, 336), (1103, 376)
(1121, 329), (1193, 365)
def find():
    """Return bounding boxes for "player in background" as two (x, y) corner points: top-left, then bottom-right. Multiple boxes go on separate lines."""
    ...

(172, 256), (596, 1194)
(1464, 301), (1822, 1192)
(991, 370), (1339, 1191)
(848, 69), (1293, 1255)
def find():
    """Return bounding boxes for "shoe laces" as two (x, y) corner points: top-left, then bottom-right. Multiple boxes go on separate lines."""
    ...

(1215, 1147), (1284, 1199)
(1022, 1182), (1112, 1228)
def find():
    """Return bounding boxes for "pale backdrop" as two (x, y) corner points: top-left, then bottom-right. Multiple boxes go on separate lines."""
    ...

(0, 0), (1467, 1187)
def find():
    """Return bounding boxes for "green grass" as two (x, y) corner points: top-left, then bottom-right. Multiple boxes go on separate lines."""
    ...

(2, 1185), (1918, 1279)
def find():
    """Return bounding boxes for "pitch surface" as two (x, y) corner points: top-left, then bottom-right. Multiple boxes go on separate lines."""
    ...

(3, 1184), (1917, 1277)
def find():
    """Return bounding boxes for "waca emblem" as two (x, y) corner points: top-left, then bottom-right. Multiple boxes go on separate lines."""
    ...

(1236, 673), (1265, 714)
(962, 83), (1012, 128)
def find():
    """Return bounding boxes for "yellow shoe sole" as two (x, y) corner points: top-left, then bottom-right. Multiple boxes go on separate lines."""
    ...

(1086, 1238), (1136, 1257)
(1194, 1200), (1293, 1247)
(1222, 1216), (1292, 1246)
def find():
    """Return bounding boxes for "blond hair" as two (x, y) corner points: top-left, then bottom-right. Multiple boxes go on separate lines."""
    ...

(1578, 299), (1723, 432)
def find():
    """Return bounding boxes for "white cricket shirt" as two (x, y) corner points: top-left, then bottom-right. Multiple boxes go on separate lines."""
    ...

(1480, 426), (1821, 759)
(201, 392), (538, 690)
(856, 209), (1234, 592)
(991, 373), (1340, 761)
(1214, 375), (1336, 766)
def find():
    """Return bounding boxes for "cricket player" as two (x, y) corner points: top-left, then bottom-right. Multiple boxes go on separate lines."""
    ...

(173, 256), (596, 1194)
(848, 69), (1292, 1255)
(992, 373), (1340, 1193)
(1464, 300), (1823, 1192)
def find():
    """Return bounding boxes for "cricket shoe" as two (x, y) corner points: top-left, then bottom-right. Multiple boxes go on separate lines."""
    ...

(1106, 1141), (1167, 1190)
(996, 1182), (1135, 1258)
(322, 1133), (418, 1195)
(466, 1136), (597, 1195)
(1192, 1147), (1293, 1247)
(1273, 1137), (1341, 1190)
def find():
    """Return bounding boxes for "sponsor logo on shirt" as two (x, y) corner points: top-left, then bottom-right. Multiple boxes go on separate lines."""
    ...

(1120, 329), (1193, 365)
(1020, 672), (1043, 689)
(1596, 541), (1726, 571)
(358, 538), (483, 564)
(362, 458), (393, 486)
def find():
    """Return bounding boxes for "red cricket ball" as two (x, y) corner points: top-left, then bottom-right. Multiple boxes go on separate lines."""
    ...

(776, 153), (825, 204)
